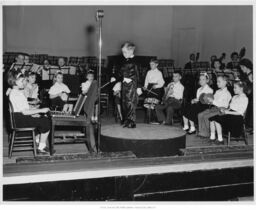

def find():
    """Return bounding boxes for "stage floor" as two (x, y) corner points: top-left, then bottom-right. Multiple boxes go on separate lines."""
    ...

(2, 109), (254, 165)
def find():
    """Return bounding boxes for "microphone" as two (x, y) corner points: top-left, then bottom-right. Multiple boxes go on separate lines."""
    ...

(96, 10), (104, 21)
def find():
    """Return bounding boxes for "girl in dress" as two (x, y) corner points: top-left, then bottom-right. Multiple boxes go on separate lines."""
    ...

(209, 81), (248, 145)
(182, 73), (213, 134)
(8, 70), (51, 154)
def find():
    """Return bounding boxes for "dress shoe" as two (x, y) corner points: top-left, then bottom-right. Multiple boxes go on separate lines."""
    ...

(37, 148), (49, 155)
(214, 140), (224, 145)
(43, 147), (56, 154)
(187, 130), (196, 135)
(128, 122), (136, 128)
(123, 120), (129, 128)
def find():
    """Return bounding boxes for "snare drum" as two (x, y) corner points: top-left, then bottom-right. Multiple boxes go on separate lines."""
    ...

(143, 97), (160, 109)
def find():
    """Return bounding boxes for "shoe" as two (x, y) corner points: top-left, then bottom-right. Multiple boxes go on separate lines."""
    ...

(183, 126), (189, 131)
(43, 147), (56, 154)
(164, 122), (172, 126)
(214, 140), (224, 145)
(123, 120), (129, 128)
(37, 148), (49, 155)
(128, 122), (136, 128)
(208, 139), (215, 144)
(150, 121), (160, 125)
(187, 129), (196, 135)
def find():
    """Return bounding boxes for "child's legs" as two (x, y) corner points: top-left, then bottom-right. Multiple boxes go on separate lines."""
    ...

(183, 116), (189, 127)
(215, 122), (223, 141)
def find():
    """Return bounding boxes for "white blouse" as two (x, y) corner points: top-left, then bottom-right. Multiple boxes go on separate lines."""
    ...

(9, 89), (29, 112)
(196, 84), (213, 99)
(229, 93), (248, 116)
(48, 82), (71, 95)
(144, 68), (165, 89)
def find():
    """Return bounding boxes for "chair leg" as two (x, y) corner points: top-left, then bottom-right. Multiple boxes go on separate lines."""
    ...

(243, 124), (248, 145)
(32, 130), (37, 157)
(9, 131), (16, 158)
(227, 132), (231, 146)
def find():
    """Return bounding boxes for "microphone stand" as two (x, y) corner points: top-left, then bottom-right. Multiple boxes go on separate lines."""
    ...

(96, 10), (104, 154)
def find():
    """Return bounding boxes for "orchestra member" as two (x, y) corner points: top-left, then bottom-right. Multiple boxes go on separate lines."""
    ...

(143, 59), (165, 122)
(184, 53), (196, 70)
(198, 75), (232, 138)
(182, 73), (213, 134)
(24, 72), (40, 104)
(155, 71), (184, 125)
(226, 52), (240, 70)
(209, 81), (248, 144)
(8, 70), (51, 154)
(49, 72), (71, 110)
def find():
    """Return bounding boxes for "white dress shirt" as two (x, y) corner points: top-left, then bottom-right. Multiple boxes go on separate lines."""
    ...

(9, 89), (29, 112)
(212, 87), (232, 108)
(48, 82), (71, 95)
(196, 84), (213, 99)
(81, 80), (92, 94)
(229, 93), (248, 116)
(144, 68), (165, 89)
(166, 81), (184, 100)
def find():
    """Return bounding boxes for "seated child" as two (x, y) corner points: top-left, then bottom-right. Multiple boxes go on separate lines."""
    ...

(49, 72), (71, 111)
(183, 73), (213, 134)
(155, 71), (184, 125)
(198, 75), (232, 138)
(143, 59), (165, 123)
(8, 70), (51, 154)
(81, 70), (94, 95)
(81, 70), (98, 122)
(209, 81), (248, 145)
(24, 72), (40, 105)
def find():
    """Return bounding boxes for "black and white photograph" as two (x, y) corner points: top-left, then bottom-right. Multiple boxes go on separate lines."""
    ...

(0, 0), (255, 207)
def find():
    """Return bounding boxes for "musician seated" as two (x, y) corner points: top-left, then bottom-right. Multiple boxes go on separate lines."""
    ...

(10, 53), (25, 71)
(24, 72), (40, 106)
(49, 72), (71, 111)
(8, 70), (51, 154)
(143, 59), (165, 122)
(226, 52), (240, 70)
(81, 70), (98, 122)
(184, 53), (195, 70)
(155, 71), (184, 125)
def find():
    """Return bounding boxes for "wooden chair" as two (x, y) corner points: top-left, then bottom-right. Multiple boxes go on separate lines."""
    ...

(227, 115), (248, 146)
(8, 102), (37, 158)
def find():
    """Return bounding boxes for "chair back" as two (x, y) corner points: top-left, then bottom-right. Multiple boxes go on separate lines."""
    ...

(8, 102), (16, 129)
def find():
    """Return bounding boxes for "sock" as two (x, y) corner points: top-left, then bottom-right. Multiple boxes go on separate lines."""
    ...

(183, 125), (189, 130)
(210, 133), (216, 140)
(189, 126), (196, 132)
(36, 135), (40, 144)
(38, 142), (46, 150)
(217, 134), (223, 142)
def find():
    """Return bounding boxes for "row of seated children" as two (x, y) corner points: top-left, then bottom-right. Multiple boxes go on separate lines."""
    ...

(139, 57), (252, 145)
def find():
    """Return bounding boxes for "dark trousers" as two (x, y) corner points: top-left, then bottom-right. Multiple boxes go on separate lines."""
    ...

(122, 81), (137, 123)
(155, 98), (182, 124)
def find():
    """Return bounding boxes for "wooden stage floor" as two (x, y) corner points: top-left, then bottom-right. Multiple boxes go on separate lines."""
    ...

(2, 110), (254, 185)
